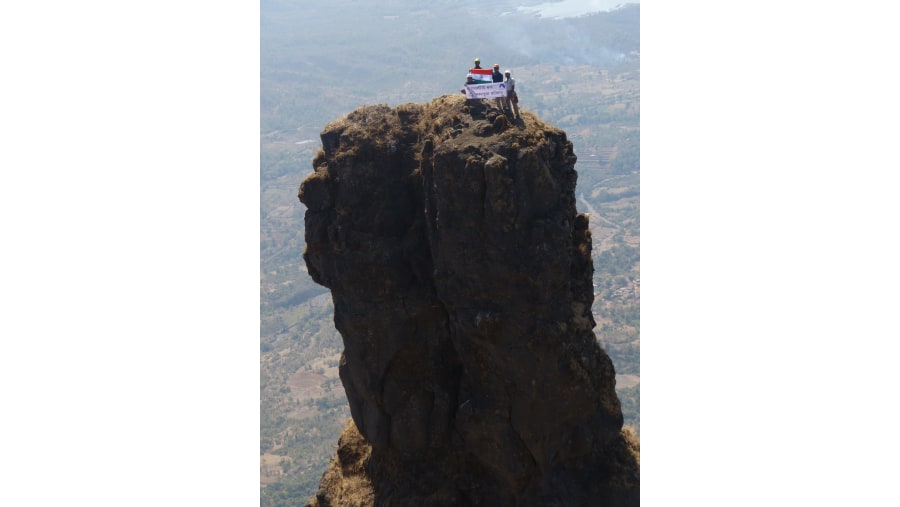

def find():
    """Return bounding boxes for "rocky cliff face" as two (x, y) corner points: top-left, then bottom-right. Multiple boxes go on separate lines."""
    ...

(298, 95), (639, 506)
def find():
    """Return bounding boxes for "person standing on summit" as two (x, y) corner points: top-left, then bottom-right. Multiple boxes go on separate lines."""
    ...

(504, 70), (520, 119)
(470, 58), (492, 84)
(492, 64), (504, 109)
(461, 73), (478, 97)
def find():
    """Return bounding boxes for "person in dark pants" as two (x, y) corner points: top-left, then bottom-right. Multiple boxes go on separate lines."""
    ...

(491, 64), (504, 109)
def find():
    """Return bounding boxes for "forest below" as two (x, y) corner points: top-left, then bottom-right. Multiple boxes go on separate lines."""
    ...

(260, 1), (639, 503)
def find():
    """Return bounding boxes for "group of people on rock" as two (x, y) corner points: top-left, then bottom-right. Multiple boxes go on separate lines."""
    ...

(462, 57), (520, 119)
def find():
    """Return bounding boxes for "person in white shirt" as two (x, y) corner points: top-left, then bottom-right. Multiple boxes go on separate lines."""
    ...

(504, 70), (519, 119)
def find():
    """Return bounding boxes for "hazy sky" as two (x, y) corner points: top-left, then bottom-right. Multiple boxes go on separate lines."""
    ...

(519, 0), (639, 19)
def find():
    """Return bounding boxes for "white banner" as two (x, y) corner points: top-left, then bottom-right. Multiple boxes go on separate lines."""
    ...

(464, 82), (508, 99)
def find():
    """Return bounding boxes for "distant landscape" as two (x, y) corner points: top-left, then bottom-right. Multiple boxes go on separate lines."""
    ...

(261, 1), (639, 503)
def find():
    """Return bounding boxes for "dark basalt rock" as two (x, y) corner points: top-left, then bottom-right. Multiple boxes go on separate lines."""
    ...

(298, 95), (639, 506)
